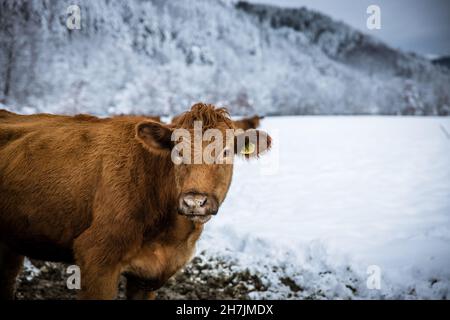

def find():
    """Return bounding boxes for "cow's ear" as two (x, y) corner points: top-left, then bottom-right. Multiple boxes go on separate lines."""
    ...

(234, 129), (272, 158)
(136, 121), (174, 154)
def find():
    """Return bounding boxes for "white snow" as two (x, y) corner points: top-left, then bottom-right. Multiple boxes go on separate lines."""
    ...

(198, 116), (450, 299)
(23, 259), (41, 281)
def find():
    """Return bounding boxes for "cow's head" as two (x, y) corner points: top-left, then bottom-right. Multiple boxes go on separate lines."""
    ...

(136, 103), (272, 224)
(246, 115), (265, 129)
(233, 115), (265, 130)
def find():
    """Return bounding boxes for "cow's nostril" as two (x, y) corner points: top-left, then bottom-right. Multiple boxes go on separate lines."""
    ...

(183, 196), (196, 208)
(198, 197), (207, 207)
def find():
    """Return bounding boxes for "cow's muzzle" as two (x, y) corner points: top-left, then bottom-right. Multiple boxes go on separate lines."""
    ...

(178, 192), (218, 224)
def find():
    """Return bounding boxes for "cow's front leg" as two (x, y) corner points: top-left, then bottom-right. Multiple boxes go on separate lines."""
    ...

(73, 220), (143, 300)
(76, 260), (121, 300)
(0, 242), (24, 300)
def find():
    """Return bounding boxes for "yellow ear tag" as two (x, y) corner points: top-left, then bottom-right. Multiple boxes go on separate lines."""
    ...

(241, 142), (256, 155)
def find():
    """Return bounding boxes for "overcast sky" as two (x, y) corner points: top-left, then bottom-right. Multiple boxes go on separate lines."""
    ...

(247, 0), (450, 56)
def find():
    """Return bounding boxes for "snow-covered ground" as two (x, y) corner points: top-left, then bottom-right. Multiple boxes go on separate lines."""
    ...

(198, 116), (450, 299)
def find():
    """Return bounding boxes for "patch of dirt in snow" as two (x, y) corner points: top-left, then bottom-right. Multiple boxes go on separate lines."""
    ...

(16, 253), (447, 300)
(16, 254), (270, 300)
(16, 252), (352, 300)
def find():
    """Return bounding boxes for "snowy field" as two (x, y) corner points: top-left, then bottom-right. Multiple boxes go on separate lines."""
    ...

(198, 116), (450, 299)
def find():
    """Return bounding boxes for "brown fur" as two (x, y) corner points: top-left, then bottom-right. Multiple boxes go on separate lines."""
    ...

(172, 112), (264, 130)
(232, 115), (265, 130)
(0, 104), (271, 299)
(116, 114), (161, 123)
(171, 105), (233, 129)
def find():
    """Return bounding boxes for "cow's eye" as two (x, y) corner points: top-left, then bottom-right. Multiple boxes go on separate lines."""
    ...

(222, 148), (231, 158)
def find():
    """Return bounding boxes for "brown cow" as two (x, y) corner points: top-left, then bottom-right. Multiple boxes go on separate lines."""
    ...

(0, 103), (271, 299)
(172, 113), (264, 130)
(232, 115), (265, 130)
